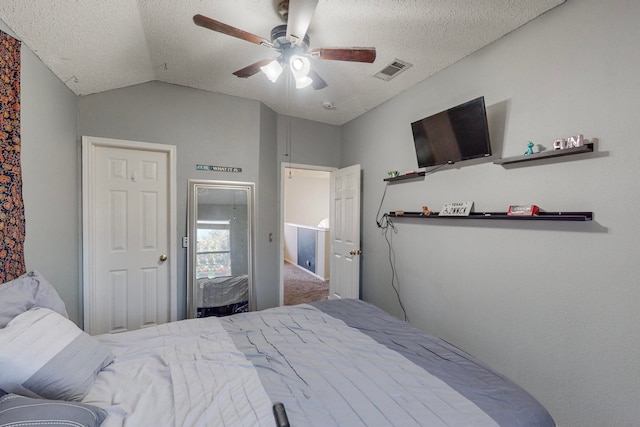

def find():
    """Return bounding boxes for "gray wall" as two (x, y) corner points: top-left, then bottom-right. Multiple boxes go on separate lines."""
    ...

(277, 115), (342, 168)
(256, 103), (279, 309)
(341, 1), (639, 426)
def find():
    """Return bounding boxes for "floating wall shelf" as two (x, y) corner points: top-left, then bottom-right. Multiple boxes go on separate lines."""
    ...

(383, 172), (426, 182)
(493, 143), (594, 165)
(388, 211), (593, 222)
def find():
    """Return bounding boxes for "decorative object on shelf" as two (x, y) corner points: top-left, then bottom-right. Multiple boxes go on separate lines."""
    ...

(524, 141), (535, 156)
(553, 133), (584, 150)
(421, 205), (432, 216)
(394, 210), (405, 216)
(507, 205), (540, 216)
(439, 201), (474, 217)
(387, 170), (399, 178)
(493, 142), (593, 165)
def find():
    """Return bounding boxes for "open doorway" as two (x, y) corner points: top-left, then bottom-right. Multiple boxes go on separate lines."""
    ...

(280, 164), (335, 306)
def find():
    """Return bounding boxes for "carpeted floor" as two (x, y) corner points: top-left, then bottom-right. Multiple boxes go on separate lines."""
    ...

(283, 261), (329, 305)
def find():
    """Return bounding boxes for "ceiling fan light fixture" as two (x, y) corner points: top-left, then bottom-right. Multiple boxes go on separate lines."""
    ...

(294, 75), (313, 89)
(194, 2), (376, 92)
(260, 59), (284, 83)
(289, 54), (312, 89)
(289, 55), (311, 72)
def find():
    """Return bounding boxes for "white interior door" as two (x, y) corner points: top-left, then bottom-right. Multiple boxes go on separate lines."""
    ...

(83, 136), (177, 335)
(329, 164), (361, 299)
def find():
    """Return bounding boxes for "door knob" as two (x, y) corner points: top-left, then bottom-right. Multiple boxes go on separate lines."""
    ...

(159, 254), (167, 262)
(349, 249), (362, 256)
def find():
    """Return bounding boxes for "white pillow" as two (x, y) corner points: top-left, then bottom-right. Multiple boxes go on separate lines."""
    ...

(0, 270), (68, 327)
(0, 307), (113, 401)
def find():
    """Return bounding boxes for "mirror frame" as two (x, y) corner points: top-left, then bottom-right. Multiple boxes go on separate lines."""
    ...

(187, 179), (256, 318)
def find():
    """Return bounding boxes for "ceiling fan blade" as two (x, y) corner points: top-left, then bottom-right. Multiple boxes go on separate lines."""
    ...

(309, 47), (376, 63)
(232, 58), (277, 78)
(193, 14), (274, 49)
(286, 0), (319, 45)
(308, 69), (327, 90)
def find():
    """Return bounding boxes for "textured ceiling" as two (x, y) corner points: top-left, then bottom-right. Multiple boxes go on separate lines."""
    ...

(0, 0), (564, 125)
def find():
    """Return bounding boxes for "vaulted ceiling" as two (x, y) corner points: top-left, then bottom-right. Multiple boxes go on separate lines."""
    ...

(0, 0), (564, 125)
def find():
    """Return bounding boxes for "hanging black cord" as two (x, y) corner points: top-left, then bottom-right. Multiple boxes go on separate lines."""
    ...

(375, 183), (408, 322)
(375, 182), (389, 228)
(374, 165), (447, 322)
(384, 217), (408, 322)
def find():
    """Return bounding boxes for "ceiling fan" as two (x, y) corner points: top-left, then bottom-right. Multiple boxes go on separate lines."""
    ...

(193, 0), (376, 90)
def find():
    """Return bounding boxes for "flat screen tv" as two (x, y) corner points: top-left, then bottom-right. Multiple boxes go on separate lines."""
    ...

(411, 96), (492, 168)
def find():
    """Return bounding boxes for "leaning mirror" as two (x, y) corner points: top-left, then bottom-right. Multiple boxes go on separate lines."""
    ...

(187, 180), (255, 318)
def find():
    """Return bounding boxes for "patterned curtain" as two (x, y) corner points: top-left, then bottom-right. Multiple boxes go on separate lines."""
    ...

(0, 30), (25, 283)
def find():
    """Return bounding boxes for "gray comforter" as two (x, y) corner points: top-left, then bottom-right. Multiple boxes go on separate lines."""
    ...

(222, 299), (555, 427)
(88, 299), (554, 426)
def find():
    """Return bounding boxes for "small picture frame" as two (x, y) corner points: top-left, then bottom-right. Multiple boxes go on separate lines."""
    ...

(439, 201), (473, 216)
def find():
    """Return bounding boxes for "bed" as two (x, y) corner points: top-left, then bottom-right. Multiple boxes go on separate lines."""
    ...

(0, 271), (555, 427)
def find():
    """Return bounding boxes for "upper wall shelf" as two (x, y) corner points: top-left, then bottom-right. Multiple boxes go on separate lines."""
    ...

(384, 143), (594, 183)
(493, 143), (594, 165)
(383, 171), (426, 182)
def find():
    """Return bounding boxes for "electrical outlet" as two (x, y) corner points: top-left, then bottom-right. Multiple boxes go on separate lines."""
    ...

(182, 236), (188, 248)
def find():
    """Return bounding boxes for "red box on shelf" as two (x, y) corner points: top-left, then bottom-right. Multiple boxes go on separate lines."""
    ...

(507, 205), (540, 216)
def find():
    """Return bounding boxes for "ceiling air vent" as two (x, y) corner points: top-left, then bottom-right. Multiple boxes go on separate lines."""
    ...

(374, 59), (412, 81)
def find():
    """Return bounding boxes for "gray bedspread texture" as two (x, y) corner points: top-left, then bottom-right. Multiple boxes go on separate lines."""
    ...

(218, 299), (555, 427)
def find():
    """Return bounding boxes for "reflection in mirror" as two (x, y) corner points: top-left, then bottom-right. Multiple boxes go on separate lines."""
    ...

(187, 180), (254, 318)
